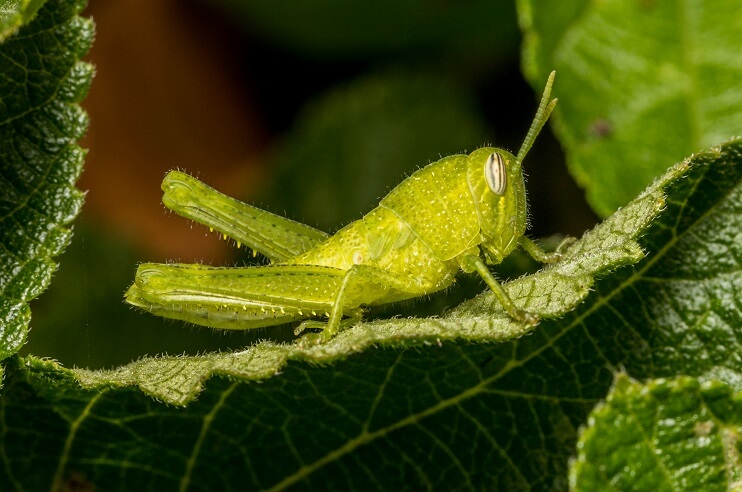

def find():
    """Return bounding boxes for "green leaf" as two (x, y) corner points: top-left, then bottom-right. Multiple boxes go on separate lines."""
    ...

(518, 0), (742, 216)
(205, 0), (518, 61)
(0, 0), (46, 40)
(0, 139), (737, 489)
(0, 0), (92, 359)
(572, 375), (741, 491)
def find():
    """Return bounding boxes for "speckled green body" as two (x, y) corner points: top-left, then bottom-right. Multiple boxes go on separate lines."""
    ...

(288, 147), (527, 306)
(128, 147), (524, 327)
(126, 72), (559, 342)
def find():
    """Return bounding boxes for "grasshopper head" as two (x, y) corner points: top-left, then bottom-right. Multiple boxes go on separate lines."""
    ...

(465, 147), (527, 264)
(468, 70), (558, 264)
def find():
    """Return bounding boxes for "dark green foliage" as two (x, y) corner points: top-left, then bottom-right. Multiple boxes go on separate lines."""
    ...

(0, 0), (92, 358)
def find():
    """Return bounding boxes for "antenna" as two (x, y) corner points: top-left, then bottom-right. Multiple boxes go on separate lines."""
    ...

(516, 70), (557, 164)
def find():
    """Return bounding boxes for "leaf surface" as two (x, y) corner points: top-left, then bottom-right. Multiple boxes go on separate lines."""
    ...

(519, 0), (742, 216)
(0, 0), (92, 359)
(572, 375), (741, 491)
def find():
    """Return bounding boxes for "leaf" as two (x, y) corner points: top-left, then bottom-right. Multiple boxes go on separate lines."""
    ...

(0, 0), (93, 359)
(0, 0), (46, 40)
(205, 0), (518, 61)
(518, 0), (742, 216)
(0, 139), (737, 489)
(572, 375), (741, 491)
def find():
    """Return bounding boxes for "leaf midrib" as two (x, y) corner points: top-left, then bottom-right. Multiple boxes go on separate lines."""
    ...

(51, 393), (102, 492)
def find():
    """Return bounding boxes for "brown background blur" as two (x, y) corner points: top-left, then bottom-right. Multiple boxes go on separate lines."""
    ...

(81, 0), (265, 263)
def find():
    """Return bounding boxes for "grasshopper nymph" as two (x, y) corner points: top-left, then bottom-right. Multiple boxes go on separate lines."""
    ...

(126, 71), (569, 344)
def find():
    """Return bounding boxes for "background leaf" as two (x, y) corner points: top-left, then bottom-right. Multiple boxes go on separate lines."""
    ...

(571, 375), (741, 491)
(204, 0), (517, 61)
(519, 0), (742, 216)
(1, 139), (738, 489)
(0, 0), (92, 359)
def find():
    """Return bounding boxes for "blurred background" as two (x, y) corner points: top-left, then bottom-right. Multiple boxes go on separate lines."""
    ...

(23, 0), (598, 369)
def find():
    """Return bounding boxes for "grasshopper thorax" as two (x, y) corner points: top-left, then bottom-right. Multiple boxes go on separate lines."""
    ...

(380, 72), (556, 265)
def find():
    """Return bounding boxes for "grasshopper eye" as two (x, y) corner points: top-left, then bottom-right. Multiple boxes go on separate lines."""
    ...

(484, 152), (507, 196)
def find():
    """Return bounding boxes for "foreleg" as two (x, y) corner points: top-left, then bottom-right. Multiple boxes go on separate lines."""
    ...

(459, 253), (539, 325)
(518, 236), (575, 264)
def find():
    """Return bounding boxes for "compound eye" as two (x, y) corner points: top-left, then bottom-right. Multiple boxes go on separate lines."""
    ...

(484, 152), (507, 196)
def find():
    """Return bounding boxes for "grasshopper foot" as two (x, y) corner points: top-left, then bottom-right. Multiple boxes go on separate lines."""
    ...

(294, 316), (361, 346)
(294, 326), (338, 348)
(293, 320), (328, 348)
(540, 236), (578, 264)
(555, 236), (577, 255)
(513, 309), (540, 326)
(295, 332), (324, 348)
(294, 320), (326, 336)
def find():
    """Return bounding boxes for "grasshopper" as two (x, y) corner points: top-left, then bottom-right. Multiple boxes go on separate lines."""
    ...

(126, 71), (569, 344)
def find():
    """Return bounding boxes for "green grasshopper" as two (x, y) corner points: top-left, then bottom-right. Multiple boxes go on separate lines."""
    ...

(126, 71), (569, 344)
